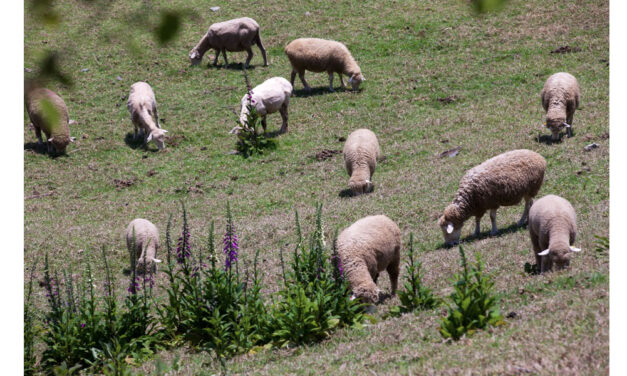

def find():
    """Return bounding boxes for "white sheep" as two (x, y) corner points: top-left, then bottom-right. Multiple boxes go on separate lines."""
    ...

(528, 195), (581, 273)
(126, 218), (162, 274)
(25, 86), (76, 154)
(238, 77), (293, 134)
(189, 17), (268, 68)
(127, 82), (168, 150)
(541, 72), (580, 140)
(284, 38), (365, 92)
(438, 149), (546, 246)
(343, 129), (381, 195)
(337, 215), (401, 305)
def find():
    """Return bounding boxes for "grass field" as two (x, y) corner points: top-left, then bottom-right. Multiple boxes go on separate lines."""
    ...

(24, 0), (609, 374)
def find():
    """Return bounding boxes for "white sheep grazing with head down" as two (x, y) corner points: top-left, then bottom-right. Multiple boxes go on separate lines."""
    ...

(541, 72), (580, 140)
(189, 17), (268, 68)
(238, 77), (293, 134)
(343, 129), (381, 195)
(284, 38), (365, 92)
(528, 195), (581, 273)
(438, 149), (546, 246)
(127, 82), (168, 151)
(126, 218), (162, 275)
(337, 215), (401, 307)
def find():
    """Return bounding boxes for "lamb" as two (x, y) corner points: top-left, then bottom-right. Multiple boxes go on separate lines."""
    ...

(438, 149), (546, 246)
(284, 38), (365, 92)
(343, 129), (381, 195)
(336, 215), (401, 305)
(541, 72), (580, 140)
(189, 17), (268, 68)
(25, 86), (75, 154)
(127, 82), (168, 150)
(528, 195), (581, 273)
(238, 77), (293, 134)
(126, 218), (162, 274)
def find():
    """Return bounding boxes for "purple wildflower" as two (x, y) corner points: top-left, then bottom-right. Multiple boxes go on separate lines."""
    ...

(223, 223), (238, 270)
(44, 277), (59, 299)
(80, 323), (86, 328)
(144, 274), (155, 289)
(176, 225), (191, 264)
(127, 276), (141, 294)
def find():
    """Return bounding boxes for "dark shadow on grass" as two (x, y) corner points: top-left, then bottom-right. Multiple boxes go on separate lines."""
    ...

(435, 222), (527, 250)
(535, 131), (575, 145)
(203, 62), (259, 71)
(524, 262), (540, 275)
(377, 292), (394, 304)
(261, 129), (285, 139)
(338, 187), (376, 198)
(124, 133), (160, 152)
(292, 86), (354, 97)
(24, 142), (67, 158)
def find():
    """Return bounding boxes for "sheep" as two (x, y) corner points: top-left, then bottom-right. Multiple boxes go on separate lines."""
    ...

(541, 72), (580, 140)
(337, 215), (401, 306)
(343, 129), (381, 195)
(126, 218), (162, 274)
(284, 38), (365, 92)
(438, 149), (546, 246)
(528, 195), (581, 273)
(189, 17), (268, 68)
(238, 77), (293, 134)
(127, 82), (168, 150)
(25, 86), (75, 154)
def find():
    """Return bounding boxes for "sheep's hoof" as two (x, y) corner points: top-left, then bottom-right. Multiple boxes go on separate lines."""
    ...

(489, 229), (499, 236)
(329, 87), (335, 92)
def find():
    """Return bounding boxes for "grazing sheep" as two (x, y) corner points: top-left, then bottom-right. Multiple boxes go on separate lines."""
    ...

(25, 86), (75, 154)
(189, 17), (268, 68)
(284, 38), (365, 92)
(239, 77), (293, 134)
(127, 82), (168, 150)
(337, 215), (401, 305)
(343, 129), (381, 195)
(438, 149), (546, 246)
(126, 218), (162, 274)
(541, 72), (580, 140)
(528, 195), (581, 273)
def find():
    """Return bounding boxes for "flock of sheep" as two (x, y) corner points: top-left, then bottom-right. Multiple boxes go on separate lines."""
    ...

(25, 16), (583, 307)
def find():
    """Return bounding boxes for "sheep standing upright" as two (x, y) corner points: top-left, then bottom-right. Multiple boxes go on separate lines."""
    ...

(284, 38), (365, 92)
(343, 129), (381, 195)
(189, 17), (268, 68)
(25, 86), (75, 154)
(239, 77), (293, 134)
(337, 215), (401, 305)
(126, 218), (162, 274)
(127, 82), (168, 150)
(541, 72), (580, 140)
(528, 195), (581, 273)
(438, 149), (546, 246)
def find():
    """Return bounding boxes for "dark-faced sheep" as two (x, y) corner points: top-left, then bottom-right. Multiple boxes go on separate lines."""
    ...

(337, 215), (401, 306)
(189, 17), (268, 68)
(438, 149), (546, 246)
(25, 86), (75, 154)
(528, 194), (581, 273)
(541, 72), (580, 140)
(343, 129), (381, 195)
(284, 38), (365, 92)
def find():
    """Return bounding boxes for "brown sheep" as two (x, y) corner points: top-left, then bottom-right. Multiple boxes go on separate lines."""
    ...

(25, 86), (75, 154)
(438, 149), (546, 246)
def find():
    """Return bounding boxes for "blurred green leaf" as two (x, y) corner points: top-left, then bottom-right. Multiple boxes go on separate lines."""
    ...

(155, 11), (181, 45)
(471, 0), (508, 13)
(40, 52), (72, 86)
(40, 98), (60, 130)
(30, 0), (60, 25)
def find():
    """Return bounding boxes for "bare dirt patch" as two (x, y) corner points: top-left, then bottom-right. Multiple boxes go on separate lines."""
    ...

(315, 149), (342, 161)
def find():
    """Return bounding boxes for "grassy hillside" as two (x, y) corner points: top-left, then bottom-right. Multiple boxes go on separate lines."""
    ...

(24, 0), (608, 374)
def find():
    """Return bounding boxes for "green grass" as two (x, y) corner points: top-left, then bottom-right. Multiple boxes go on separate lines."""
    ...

(24, 0), (608, 374)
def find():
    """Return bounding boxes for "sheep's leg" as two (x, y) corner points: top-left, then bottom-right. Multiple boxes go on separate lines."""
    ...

(212, 50), (220, 66)
(298, 71), (311, 91)
(290, 70), (297, 88)
(221, 48), (229, 67)
(279, 103), (289, 133)
(517, 198), (531, 227)
(387, 256), (400, 294)
(566, 113), (574, 138)
(244, 47), (253, 69)
(133, 124), (139, 140)
(489, 209), (498, 236)
(373, 273), (379, 284)
(531, 232), (542, 272)
(154, 106), (160, 128)
(261, 116), (267, 133)
(339, 74), (346, 89)
(34, 126), (43, 145)
(255, 34), (268, 66)
(474, 214), (483, 237)
(328, 72), (335, 92)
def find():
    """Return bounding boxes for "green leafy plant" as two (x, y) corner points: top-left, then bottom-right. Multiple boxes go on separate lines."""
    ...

(24, 261), (38, 375)
(388, 233), (438, 317)
(439, 246), (504, 340)
(594, 234), (609, 259)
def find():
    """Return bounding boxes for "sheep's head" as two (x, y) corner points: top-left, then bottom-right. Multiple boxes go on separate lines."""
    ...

(538, 245), (581, 272)
(147, 129), (168, 150)
(545, 117), (569, 140)
(349, 178), (374, 196)
(136, 257), (162, 275)
(189, 49), (203, 65)
(438, 211), (463, 247)
(351, 284), (380, 305)
(348, 73), (365, 91)
(48, 135), (75, 154)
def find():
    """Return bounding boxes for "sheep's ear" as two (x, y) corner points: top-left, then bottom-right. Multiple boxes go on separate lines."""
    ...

(538, 248), (550, 256)
(147, 133), (153, 142)
(350, 294), (356, 301)
(362, 76), (366, 81)
(48, 137), (54, 142)
(153, 258), (162, 263)
(348, 76), (353, 84)
(446, 222), (454, 234)
(562, 122), (571, 128)
(569, 246), (581, 253)
(70, 137), (76, 142)
(162, 129), (168, 133)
